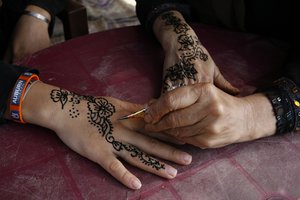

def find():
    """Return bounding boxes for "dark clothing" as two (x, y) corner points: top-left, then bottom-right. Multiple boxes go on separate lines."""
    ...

(135, 0), (299, 85)
(0, 0), (64, 122)
(0, 0), (67, 57)
(135, 0), (300, 133)
(136, 0), (299, 42)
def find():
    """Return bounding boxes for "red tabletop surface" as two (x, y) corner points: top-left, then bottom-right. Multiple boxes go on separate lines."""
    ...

(1, 25), (300, 200)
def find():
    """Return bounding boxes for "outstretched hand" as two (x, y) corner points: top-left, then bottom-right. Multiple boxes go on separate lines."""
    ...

(22, 82), (192, 190)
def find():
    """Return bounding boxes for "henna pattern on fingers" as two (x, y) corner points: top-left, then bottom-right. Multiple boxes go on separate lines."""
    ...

(50, 89), (165, 170)
(163, 60), (197, 92)
(161, 12), (208, 92)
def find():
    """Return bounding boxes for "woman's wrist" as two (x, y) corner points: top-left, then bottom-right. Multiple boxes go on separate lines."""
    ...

(20, 81), (60, 130)
(243, 93), (276, 139)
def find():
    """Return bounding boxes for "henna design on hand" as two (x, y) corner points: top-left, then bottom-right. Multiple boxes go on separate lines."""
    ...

(163, 60), (197, 92)
(50, 89), (165, 170)
(161, 12), (208, 92)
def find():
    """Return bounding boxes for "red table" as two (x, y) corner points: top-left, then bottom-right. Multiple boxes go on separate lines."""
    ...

(1, 25), (300, 200)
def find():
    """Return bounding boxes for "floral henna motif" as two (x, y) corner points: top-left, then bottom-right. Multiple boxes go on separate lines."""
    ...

(50, 89), (165, 170)
(163, 61), (197, 92)
(161, 12), (208, 92)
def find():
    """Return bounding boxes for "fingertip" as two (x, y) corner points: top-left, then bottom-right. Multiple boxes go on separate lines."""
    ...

(131, 178), (142, 190)
(229, 86), (240, 95)
(182, 153), (192, 165)
(233, 87), (240, 95)
(165, 165), (177, 179)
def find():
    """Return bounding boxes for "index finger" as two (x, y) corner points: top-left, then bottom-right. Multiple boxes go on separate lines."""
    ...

(145, 85), (200, 124)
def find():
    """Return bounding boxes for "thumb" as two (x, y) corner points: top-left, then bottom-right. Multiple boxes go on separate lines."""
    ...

(145, 85), (200, 124)
(214, 68), (239, 95)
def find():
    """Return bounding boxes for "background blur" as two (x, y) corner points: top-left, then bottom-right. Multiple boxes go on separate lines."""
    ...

(51, 0), (139, 44)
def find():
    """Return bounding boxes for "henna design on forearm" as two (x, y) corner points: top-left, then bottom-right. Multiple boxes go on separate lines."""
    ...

(50, 89), (165, 170)
(160, 12), (208, 92)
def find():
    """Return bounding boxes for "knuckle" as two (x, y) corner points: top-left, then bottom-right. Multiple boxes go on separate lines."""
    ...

(108, 160), (122, 173)
(210, 102), (224, 118)
(167, 128), (181, 138)
(165, 114), (179, 128)
(163, 93), (175, 110)
(198, 75), (211, 83)
(194, 83), (213, 97)
(208, 124), (222, 136)
(200, 139), (215, 148)
(204, 83), (214, 92)
(169, 148), (180, 159)
(148, 138), (160, 150)
(120, 170), (131, 183)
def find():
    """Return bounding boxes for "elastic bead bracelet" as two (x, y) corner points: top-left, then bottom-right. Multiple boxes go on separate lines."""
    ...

(273, 78), (300, 132)
(10, 72), (40, 123)
(263, 77), (300, 134)
(264, 88), (294, 134)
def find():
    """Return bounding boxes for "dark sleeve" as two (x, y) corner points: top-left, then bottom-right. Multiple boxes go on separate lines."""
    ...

(0, 61), (39, 123)
(283, 48), (300, 87)
(256, 45), (300, 134)
(135, 0), (191, 33)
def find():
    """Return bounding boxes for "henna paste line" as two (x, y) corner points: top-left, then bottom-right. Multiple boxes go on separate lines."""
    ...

(50, 89), (165, 170)
(161, 12), (208, 92)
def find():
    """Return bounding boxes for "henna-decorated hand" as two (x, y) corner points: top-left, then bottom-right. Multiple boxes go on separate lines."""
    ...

(153, 11), (239, 94)
(20, 82), (192, 190)
(144, 83), (276, 148)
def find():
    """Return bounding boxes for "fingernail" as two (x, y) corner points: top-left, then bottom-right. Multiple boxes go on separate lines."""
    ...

(183, 154), (192, 164)
(131, 179), (142, 189)
(166, 167), (177, 178)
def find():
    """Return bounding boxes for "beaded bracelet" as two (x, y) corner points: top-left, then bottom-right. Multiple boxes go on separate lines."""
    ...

(263, 77), (300, 134)
(273, 78), (300, 131)
(264, 88), (294, 134)
(10, 72), (40, 123)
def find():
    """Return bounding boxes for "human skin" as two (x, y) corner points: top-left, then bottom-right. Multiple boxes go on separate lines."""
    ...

(3, 5), (51, 62)
(153, 10), (239, 94)
(5, 81), (192, 189)
(144, 83), (277, 148)
(145, 10), (276, 148)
